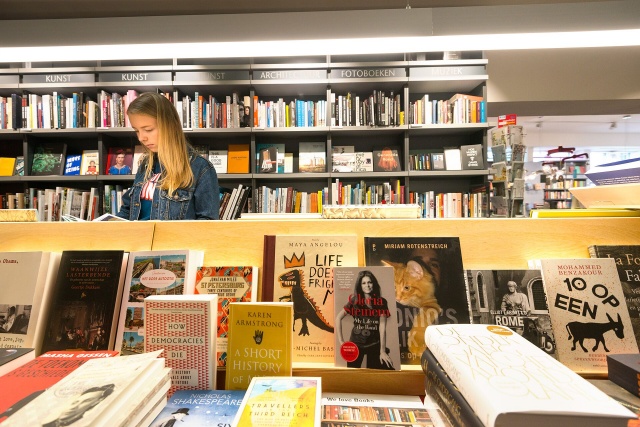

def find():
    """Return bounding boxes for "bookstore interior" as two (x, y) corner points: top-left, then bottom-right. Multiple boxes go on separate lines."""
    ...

(1, 1), (640, 426)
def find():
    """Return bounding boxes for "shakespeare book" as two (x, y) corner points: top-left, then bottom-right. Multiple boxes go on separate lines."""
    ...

(145, 294), (217, 395)
(0, 251), (58, 354)
(588, 245), (640, 350)
(539, 258), (638, 374)
(322, 392), (445, 427)
(464, 269), (557, 358)
(225, 302), (293, 391)
(262, 235), (358, 364)
(424, 324), (637, 427)
(39, 250), (128, 354)
(149, 389), (245, 427)
(115, 250), (204, 355)
(0, 350), (118, 423)
(333, 266), (401, 370)
(364, 237), (471, 365)
(233, 376), (321, 427)
(194, 266), (258, 367)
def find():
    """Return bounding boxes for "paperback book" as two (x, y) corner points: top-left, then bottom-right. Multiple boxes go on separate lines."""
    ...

(194, 266), (258, 367)
(225, 302), (293, 390)
(262, 235), (359, 364)
(233, 376), (321, 427)
(0, 348), (35, 377)
(373, 147), (401, 172)
(105, 147), (134, 175)
(80, 149), (100, 175)
(40, 250), (128, 354)
(539, 258), (638, 374)
(149, 389), (246, 427)
(464, 269), (557, 357)
(424, 324), (637, 427)
(333, 266), (401, 370)
(145, 294), (217, 395)
(364, 237), (470, 365)
(115, 250), (204, 355)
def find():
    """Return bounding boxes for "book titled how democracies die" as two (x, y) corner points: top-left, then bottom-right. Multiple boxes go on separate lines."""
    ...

(145, 295), (217, 396)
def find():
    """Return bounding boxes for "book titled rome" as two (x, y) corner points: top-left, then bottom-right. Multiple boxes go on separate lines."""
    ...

(539, 258), (638, 374)
(39, 250), (128, 354)
(225, 302), (293, 391)
(144, 294), (217, 396)
(364, 237), (470, 365)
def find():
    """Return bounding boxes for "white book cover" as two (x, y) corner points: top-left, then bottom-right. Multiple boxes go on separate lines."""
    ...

(424, 324), (636, 427)
(444, 147), (462, 171)
(208, 150), (228, 174)
(0, 251), (59, 354)
(299, 142), (326, 173)
(145, 294), (217, 394)
(115, 250), (205, 356)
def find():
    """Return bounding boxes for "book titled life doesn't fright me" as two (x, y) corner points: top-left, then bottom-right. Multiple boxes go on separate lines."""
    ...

(540, 258), (638, 374)
(225, 302), (293, 391)
(145, 295), (217, 395)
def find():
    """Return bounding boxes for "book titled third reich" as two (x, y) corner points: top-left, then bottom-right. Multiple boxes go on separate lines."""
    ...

(539, 258), (638, 374)
(145, 294), (217, 395)
(424, 324), (637, 427)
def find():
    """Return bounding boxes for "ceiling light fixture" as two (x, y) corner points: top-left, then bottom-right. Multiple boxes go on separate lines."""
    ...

(623, 115), (632, 119)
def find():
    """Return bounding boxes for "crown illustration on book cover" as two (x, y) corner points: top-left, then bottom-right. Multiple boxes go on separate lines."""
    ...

(284, 252), (305, 268)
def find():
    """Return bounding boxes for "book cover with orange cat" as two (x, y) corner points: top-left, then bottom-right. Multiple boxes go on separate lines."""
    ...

(333, 266), (401, 370)
(364, 237), (470, 365)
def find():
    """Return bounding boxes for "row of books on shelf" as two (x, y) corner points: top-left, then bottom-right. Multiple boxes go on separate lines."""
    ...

(253, 185), (325, 214)
(331, 90), (403, 127)
(408, 93), (487, 125)
(3, 237), (640, 425)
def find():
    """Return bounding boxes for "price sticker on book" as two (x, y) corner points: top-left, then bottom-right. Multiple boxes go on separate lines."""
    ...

(340, 341), (359, 362)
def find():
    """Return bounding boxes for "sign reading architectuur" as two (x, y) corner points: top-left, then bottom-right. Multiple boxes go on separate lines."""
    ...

(253, 69), (326, 81)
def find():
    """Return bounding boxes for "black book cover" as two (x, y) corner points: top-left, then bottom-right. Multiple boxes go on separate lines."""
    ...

(10, 94), (22, 130)
(30, 142), (67, 176)
(460, 144), (485, 170)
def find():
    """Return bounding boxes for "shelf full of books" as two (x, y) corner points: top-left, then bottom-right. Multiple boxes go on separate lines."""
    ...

(0, 53), (489, 219)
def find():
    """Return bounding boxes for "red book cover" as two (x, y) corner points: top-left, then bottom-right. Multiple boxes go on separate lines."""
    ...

(0, 350), (118, 422)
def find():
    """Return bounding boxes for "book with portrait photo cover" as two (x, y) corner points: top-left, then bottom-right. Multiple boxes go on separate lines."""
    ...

(105, 147), (134, 175)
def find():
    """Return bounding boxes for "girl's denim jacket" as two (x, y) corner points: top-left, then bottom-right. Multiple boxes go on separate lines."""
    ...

(117, 148), (219, 220)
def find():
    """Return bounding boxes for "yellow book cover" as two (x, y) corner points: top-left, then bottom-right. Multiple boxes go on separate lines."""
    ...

(225, 302), (293, 390)
(0, 157), (16, 176)
(227, 144), (250, 174)
(233, 376), (321, 427)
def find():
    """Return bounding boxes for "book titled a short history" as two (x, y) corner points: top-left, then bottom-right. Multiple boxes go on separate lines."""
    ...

(225, 302), (293, 391)
(333, 266), (401, 370)
(262, 235), (359, 364)
(40, 250), (128, 354)
(194, 266), (258, 367)
(233, 376), (321, 427)
(424, 324), (637, 427)
(145, 294), (217, 395)
(364, 237), (471, 365)
(149, 389), (246, 427)
(539, 258), (638, 374)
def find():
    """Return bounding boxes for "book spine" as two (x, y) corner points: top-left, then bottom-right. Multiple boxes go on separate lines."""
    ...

(421, 348), (484, 427)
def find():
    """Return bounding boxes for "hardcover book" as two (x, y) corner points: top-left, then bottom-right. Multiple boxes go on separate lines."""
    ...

(0, 348), (35, 377)
(373, 147), (401, 172)
(233, 376), (321, 427)
(262, 235), (359, 364)
(322, 392), (445, 427)
(588, 245), (640, 350)
(1, 350), (170, 427)
(115, 250), (204, 355)
(40, 251), (128, 354)
(464, 269), (557, 358)
(539, 258), (638, 374)
(208, 149), (228, 174)
(0, 251), (58, 354)
(364, 237), (471, 365)
(131, 145), (146, 175)
(80, 149), (100, 175)
(227, 143), (250, 174)
(105, 147), (133, 175)
(298, 142), (326, 173)
(31, 142), (67, 176)
(424, 324), (637, 427)
(0, 157), (16, 176)
(63, 154), (81, 176)
(0, 350), (119, 423)
(460, 144), (485, 170)
(145, 294), (217, 395)
(194, 266), (258, 367)
(256, 143), (284, 173)
(607, 353), (640, 398)
(333, 266), (401, 370)
(431, 153), (445, 170)
(148, 389), (246, 427)
(225, 302), (293, 391)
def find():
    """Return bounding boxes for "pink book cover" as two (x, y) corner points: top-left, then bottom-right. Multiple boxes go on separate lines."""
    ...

(144, 294), (217, 396)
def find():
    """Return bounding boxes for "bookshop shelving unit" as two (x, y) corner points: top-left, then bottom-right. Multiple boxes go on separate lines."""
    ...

(0, 52), (489, 215)
(2, 217), (639, 394)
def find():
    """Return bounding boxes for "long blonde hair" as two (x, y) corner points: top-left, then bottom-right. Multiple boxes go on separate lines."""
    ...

(127, 92), (193, 195)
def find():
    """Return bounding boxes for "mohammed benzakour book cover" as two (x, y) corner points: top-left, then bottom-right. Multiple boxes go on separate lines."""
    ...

(333, 266), (401, 370)
(539, 258), (639, 374)
(363, 237), (471, 365)
(144, 294), (217, 396)
(464, 269), (557, 358)
(263, 235), (358, 364)
(194, 266), (257, 367)
(233, 376), (321, 427)
(225, 302), (293, 391)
